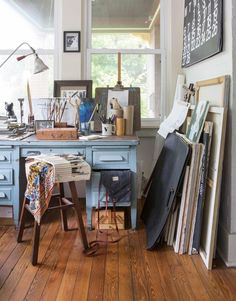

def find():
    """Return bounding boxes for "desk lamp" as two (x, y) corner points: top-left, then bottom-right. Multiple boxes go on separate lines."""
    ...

(0, 42), (49, 129)
(0, 42), (49, 74)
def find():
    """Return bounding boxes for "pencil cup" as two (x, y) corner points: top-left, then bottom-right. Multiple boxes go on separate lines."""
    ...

(116, 118), (125, 136)
(80, 122), (90, 135)
(102, 123), (116, 136)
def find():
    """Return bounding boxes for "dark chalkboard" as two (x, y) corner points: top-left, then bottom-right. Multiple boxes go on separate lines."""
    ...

(182, 0), (223, 68)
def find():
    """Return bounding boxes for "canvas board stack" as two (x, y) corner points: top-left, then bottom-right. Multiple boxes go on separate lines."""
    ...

(145, 75), (229, 270)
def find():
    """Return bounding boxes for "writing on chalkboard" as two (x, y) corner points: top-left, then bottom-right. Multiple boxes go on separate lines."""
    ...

(182, 0), (223, 68)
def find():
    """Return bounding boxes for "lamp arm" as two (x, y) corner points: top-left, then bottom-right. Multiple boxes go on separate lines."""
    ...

(0, 42), (36, 69)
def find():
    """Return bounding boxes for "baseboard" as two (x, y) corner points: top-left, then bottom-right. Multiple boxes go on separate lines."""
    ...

(217, 222), (236, 267)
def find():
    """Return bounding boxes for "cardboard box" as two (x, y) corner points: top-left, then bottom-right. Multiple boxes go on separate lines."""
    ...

(36, 128), (78, 140)
(95, 209), (125, 230)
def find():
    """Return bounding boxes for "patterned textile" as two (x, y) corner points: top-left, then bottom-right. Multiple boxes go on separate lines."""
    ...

(25, 161), (55, 224)
(24, 154), (91, 224)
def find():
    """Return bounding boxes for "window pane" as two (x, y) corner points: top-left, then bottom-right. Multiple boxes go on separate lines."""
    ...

(92, 0), (160, 49)
(0, 54), (53, 120)
(0, 0), (54, 49)
(91, 53), (161, 118)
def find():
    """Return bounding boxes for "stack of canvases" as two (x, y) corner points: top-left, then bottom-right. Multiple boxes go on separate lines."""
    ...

(163, 100), (214, 255)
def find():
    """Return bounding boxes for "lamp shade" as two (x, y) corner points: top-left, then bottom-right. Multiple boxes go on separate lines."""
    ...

(33, 55), (49, 74)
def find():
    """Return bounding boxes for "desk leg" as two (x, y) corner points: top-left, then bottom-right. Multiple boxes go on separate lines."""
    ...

(130, 147), (137, 229)
(86, 181), (93, 230)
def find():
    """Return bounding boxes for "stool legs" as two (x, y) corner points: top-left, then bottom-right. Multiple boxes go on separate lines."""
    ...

(69, 181), (89, 250)
(17, 181), (89, 265)
(58, 183), (68, 231)
(32, 221), (40, 266)
(17, 197), (28, 243)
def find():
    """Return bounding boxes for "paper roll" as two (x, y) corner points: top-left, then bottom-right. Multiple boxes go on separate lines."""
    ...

(123, 105), (134, 135)
(116, 118), (125, 136)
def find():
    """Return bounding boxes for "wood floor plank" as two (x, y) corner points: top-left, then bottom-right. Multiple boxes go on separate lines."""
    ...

(40, 227), (77, 301)
(191, 255), (229, 301)
(178, 253), (212, 301)
(55, 232), (84, 301)
(0, 221), (50, 300)
(0, 225), (9, 238)
(118, 230), (133, 301)
(0, 215), (235, 301)
(24, 226), (63, 301)
(6, 221), (58, 301)
(71, 229), (96, 301)
(103, 232), (119, 301)
(128, 229), (150, 301)
(165, 248), (200, 301)
(154, 247), (181, 301)
(0, 227), (32, 288)
(138, 229), (166, 301)
(86, 230), (108, 301)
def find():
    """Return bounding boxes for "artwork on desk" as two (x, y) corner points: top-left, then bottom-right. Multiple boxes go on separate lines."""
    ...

(53, 80), (92, 99)
(182, 0), (223, 68)
(94, 87), (141, 132)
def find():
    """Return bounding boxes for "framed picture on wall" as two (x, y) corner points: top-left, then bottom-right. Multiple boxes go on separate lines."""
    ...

(63, 31), (80, 52)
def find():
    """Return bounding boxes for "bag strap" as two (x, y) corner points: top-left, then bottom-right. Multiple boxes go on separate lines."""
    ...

(83, 173), (125, 256)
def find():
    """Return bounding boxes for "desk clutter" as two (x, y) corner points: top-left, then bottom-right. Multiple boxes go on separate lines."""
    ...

(142, 75), (229, 270)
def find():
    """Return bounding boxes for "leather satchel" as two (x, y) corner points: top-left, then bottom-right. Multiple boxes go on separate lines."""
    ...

(99, 170), (132, 204)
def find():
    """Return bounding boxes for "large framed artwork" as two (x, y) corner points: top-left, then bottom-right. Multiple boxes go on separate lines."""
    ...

(182, 0), (223, 68)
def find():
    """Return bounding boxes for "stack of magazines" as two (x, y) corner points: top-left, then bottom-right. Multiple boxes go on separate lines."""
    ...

(26, 153), (91, 183)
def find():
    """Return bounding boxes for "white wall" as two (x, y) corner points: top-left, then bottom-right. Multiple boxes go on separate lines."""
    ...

(172, 0), (235, 265)
(55, 0), (82, 80)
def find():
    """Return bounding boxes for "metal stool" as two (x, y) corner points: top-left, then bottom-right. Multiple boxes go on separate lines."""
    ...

(17, 181), (89, 265)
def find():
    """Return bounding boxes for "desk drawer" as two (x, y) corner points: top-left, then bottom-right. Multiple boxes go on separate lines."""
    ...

(0, 150), (12, 164)
(21, 147), (85, 158)
(0, 169), (13, 185)
(0, 187), (12, 205)
(92, 149), (130, 169)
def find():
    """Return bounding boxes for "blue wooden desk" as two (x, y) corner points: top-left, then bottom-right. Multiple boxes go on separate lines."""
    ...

(0, 135), (139, 229)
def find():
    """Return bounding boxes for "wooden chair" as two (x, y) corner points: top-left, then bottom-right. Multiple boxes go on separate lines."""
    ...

(17, 181), (89, 265)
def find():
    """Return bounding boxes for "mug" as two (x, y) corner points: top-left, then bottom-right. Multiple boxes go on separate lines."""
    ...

(102, 123), (116, 136)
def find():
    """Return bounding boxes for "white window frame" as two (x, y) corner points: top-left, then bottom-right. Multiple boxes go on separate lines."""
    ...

(84, 0), (167, 128)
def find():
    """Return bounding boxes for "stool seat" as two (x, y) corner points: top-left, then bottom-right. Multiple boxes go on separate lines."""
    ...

(17, 181), (89, 265)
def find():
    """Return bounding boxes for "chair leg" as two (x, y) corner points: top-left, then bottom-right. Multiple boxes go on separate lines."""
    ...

(69, 181), (89, 250)
(17, 197), (28, 243)
(32, 221), (41, 266)
(58, 182), (68, 231)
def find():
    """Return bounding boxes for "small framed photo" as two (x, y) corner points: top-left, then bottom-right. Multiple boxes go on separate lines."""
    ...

(64, 31), (80, 52)
(35, 120), (55, 132)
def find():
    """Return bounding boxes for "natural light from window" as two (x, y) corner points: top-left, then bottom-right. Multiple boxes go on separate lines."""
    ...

(0, 0), (54, 120)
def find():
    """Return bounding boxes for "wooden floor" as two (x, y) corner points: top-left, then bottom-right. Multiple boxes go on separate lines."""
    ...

(0, 210), (236, 301)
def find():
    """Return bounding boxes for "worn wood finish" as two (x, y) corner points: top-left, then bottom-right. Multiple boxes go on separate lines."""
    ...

(0, 214), (236, 301)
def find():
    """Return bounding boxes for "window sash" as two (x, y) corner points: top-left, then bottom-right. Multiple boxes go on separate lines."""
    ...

(85, 0), (166, 127)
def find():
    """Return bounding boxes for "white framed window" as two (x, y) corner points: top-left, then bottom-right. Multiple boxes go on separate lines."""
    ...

(86, 0), (166, 127)
(0, 0), (54, 120)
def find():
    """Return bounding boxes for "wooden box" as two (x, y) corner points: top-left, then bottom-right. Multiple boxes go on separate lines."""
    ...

(36, 128), (78, 140)
(95, 209), (125, 230)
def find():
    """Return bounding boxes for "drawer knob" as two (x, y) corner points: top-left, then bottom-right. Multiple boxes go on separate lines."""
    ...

(0, 192), (6, 198)
(0, 174), (6, 180)
(0, 155), (7, 161)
